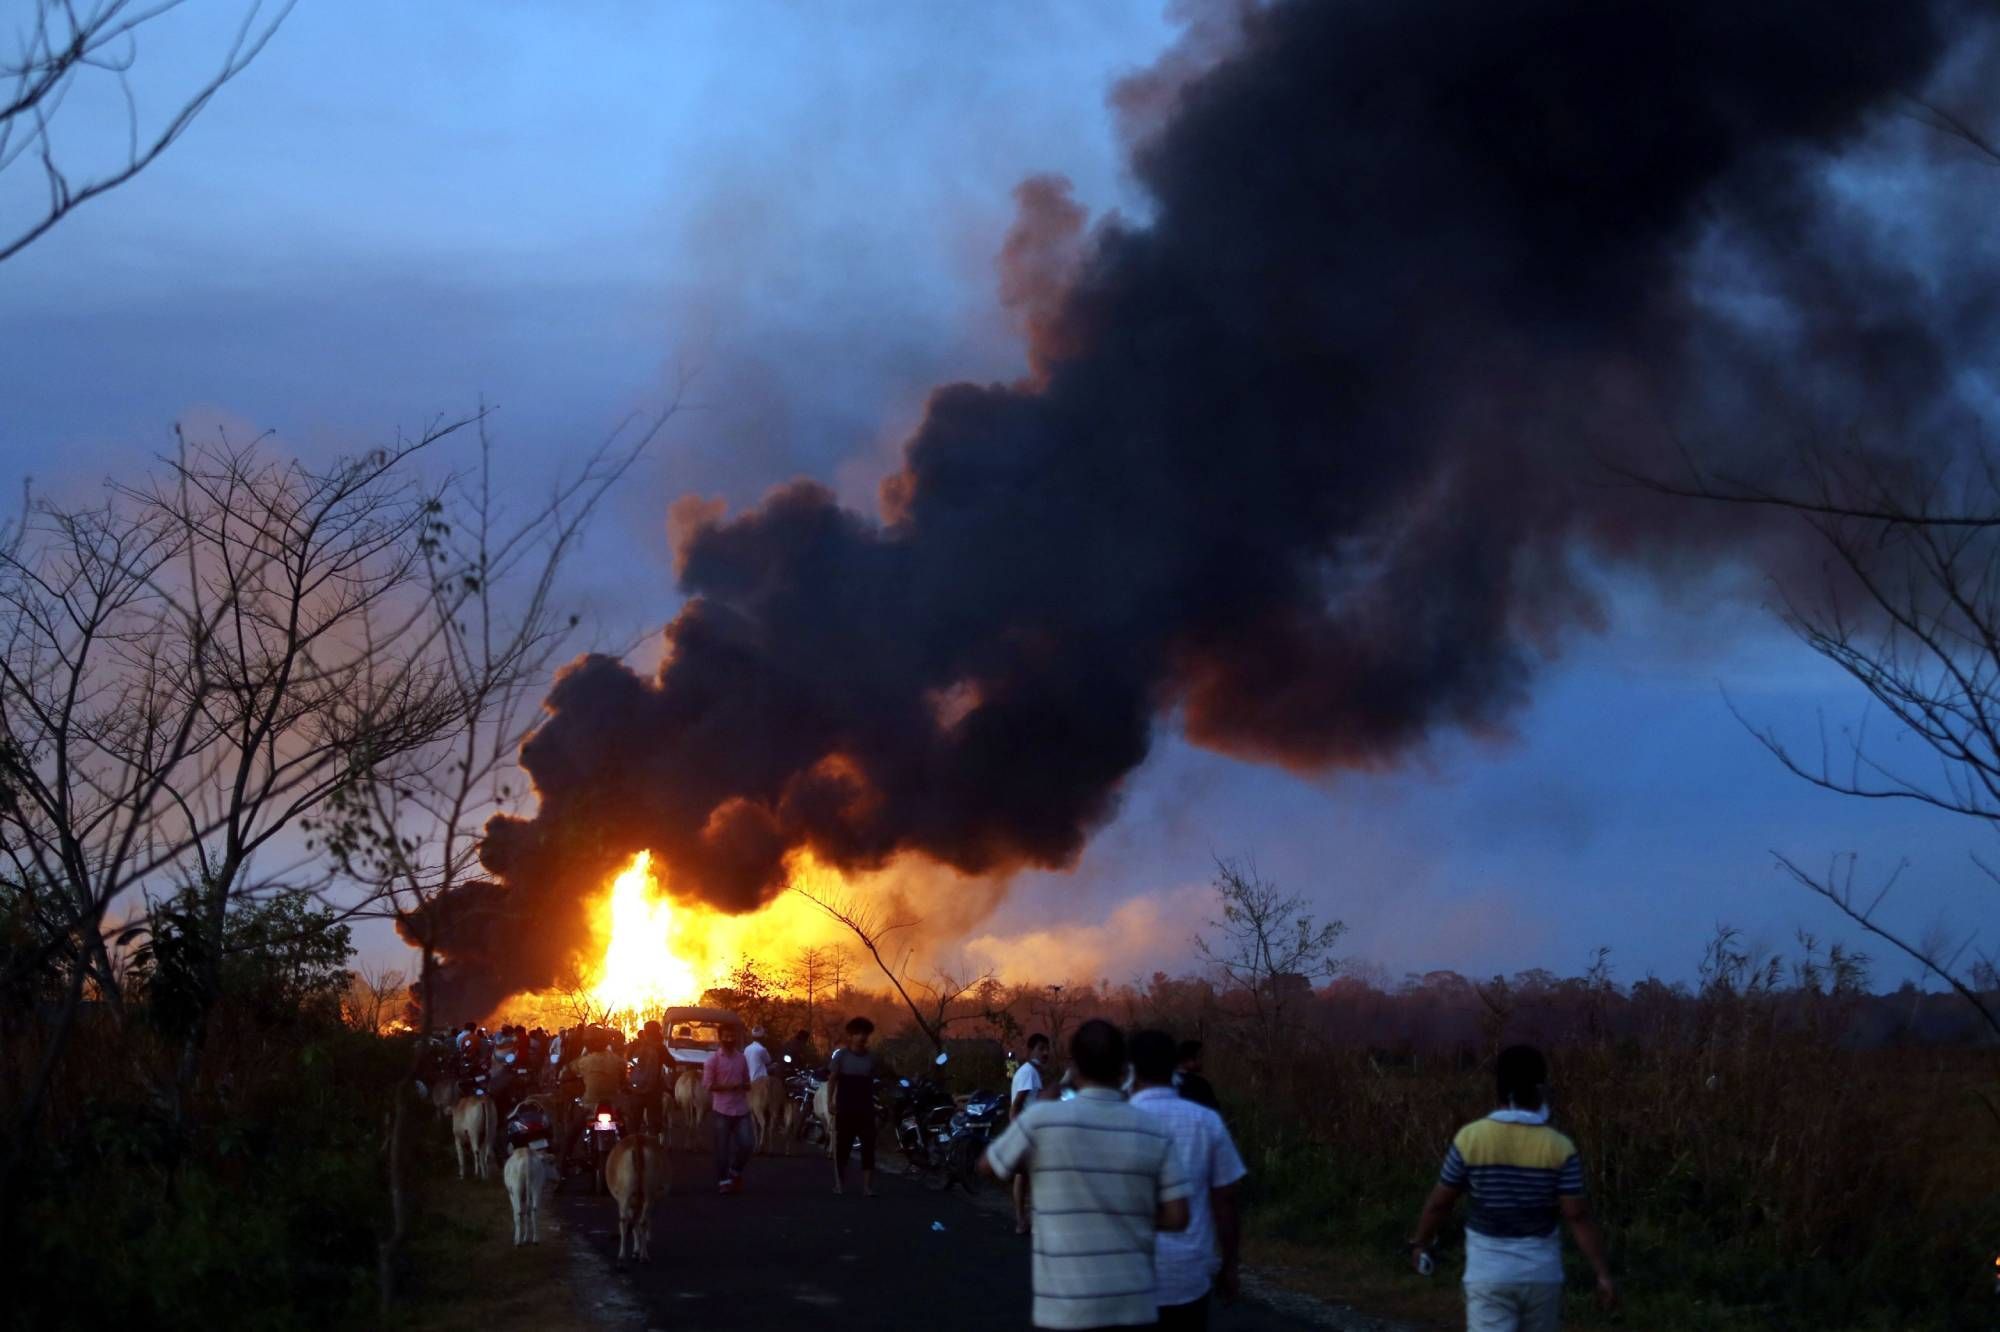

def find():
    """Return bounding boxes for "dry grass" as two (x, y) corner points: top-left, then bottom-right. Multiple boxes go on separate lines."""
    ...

(1207, 988), (2000, 1329)
(389, 1169), (592, 1332)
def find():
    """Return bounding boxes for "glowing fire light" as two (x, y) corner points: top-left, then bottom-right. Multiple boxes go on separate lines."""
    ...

(489, 848), (874, 1032)
(590, 851), (700, 1024)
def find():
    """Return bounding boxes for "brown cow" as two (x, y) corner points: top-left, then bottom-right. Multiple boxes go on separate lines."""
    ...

(775, 1094), (801, 1154)
(604, 1132), (670, 1264)
(452, 1095), (498, 1180)
(747, 1074), (784, 1155)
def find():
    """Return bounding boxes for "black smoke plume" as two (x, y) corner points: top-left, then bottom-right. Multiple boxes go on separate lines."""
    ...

(459, 0), (1998, 1010)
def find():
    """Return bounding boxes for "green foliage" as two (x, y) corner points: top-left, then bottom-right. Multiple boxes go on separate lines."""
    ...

(12, 1021), (407, 1330)
(134, 887), (355, 1039)
(702, 954), (794, 1036)
(7, 893), (399, 1330)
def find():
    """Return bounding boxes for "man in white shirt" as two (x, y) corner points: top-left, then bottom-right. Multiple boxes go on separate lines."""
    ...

(982, 1020), (1191, 1331)
(1010, 1032), (1051, 1234)
(744, 1025), (773, 1083)
(1128, 1030), (1246, 1330)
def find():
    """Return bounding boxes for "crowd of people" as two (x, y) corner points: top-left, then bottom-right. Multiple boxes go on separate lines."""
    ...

(981, 1021), (1614, 1332)
(445, 1009), (1610, 1332)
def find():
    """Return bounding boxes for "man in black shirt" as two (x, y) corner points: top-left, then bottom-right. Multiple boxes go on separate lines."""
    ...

(827, 1016), (879, 1197)
(1176, 1039), (1220, 1111)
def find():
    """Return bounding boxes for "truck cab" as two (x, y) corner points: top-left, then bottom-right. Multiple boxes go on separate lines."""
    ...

(661, 1005), (745, 1073)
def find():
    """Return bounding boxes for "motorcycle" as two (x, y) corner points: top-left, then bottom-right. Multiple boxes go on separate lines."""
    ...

(932, 1087), (1008, 1194)
(576, 1100), (626, 1195)
(784, 1058), (828, 1146)
(890, 1075), (956, 1180)
(453, 1036), (493, 1101)
(504, 1100), (554, 1163)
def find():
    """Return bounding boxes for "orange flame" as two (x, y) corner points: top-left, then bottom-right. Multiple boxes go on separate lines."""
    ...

(494, 850), (861, 1030)
(590, 851), (702, 1023)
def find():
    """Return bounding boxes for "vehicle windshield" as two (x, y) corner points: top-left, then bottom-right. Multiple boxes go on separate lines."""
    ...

(667, 1021), (726, 1051)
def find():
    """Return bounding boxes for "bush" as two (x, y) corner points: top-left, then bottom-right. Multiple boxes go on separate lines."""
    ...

(4, 893), (411, 1331)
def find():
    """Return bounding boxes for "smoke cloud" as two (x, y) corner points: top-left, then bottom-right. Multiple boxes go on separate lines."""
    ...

(461, 0), (1998, 1006)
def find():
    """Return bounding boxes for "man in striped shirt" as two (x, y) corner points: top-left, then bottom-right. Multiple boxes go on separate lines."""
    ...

(1407, 1045), (1616, 1331)
(983, 1020), (1193, 1330)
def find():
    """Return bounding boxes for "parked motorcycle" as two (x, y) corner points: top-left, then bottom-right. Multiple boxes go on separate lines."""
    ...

(890, 1074), (956, 1180)
(784, 1060), (828, 1146)
(933, 1087), (1007, 1194)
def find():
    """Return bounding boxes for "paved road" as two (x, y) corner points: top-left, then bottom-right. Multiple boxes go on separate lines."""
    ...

(556, 1144), (1327, 1332)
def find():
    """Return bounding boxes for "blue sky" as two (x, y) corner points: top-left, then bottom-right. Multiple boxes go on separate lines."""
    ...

(1, 1), (1985, 987)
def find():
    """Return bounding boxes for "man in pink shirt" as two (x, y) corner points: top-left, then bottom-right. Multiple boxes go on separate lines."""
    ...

(701, 1025), (755, 1194)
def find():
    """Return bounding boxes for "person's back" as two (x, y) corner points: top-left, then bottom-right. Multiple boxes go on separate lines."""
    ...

(630, 1033), (665, 1093)
(573, 1047), (623, 1104)
(984, 1020), (1191, 1331)
(1444, 1117), (1580, 1273)
(783, 1030), (818, 1069)
(1130, 1030), (1246, 1326)
(1408, 1044), (1614, 1331)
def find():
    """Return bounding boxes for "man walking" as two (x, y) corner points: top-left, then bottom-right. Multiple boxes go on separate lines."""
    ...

(1010, 1032), (1051, 1234)
(745, 1025), (774, 1083)
(1130, 1030), (1245, 1330)
(828, 1015), (879, 1197)
(626, 1020), (668, 1135)
(1407, 1044), (1616, 1331)
(982, 1019), (1192, 1331)
(701, 1024), (755, 1194)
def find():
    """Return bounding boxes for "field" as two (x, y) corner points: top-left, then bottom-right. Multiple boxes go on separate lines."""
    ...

(1209, 1022), (2000, 1329)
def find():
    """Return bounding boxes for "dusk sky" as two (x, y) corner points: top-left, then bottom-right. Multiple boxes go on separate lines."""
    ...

(2, 0), (1985, 989)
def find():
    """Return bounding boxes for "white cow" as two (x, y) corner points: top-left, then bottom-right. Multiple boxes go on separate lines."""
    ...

(452, 1095), (498, 1180)
(503, 1143), (551, 1244)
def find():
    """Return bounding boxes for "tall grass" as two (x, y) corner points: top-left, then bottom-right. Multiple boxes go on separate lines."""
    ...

(1201, 969), (2000, 1329)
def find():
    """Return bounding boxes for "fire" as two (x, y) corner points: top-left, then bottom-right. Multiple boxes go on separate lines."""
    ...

(590, 851), (701, 1022)
(489, 849), (864, 1032)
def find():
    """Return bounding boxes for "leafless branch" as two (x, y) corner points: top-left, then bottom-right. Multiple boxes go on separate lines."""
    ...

(0, 0), (296, 264)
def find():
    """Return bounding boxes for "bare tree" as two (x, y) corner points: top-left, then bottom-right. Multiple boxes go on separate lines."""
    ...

(788, 943), (845, 1038)
(0, 416), (472, 1193)
(342, 962), (407, 1035)
(793, 880), (964, 1052)
(297, 395), (680, 1311)
(1029, 980), (1087, 1053)
(1, 0), (295, 264)
(904, 962), (999, 1049)
(1195, 856), (1344, 1074)
(1657, 437), (2000, 1044)
(323, 395), (682, 1041)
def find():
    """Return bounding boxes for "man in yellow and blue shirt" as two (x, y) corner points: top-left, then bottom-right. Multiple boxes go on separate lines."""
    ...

(1407, 1045), (1616, 1331)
